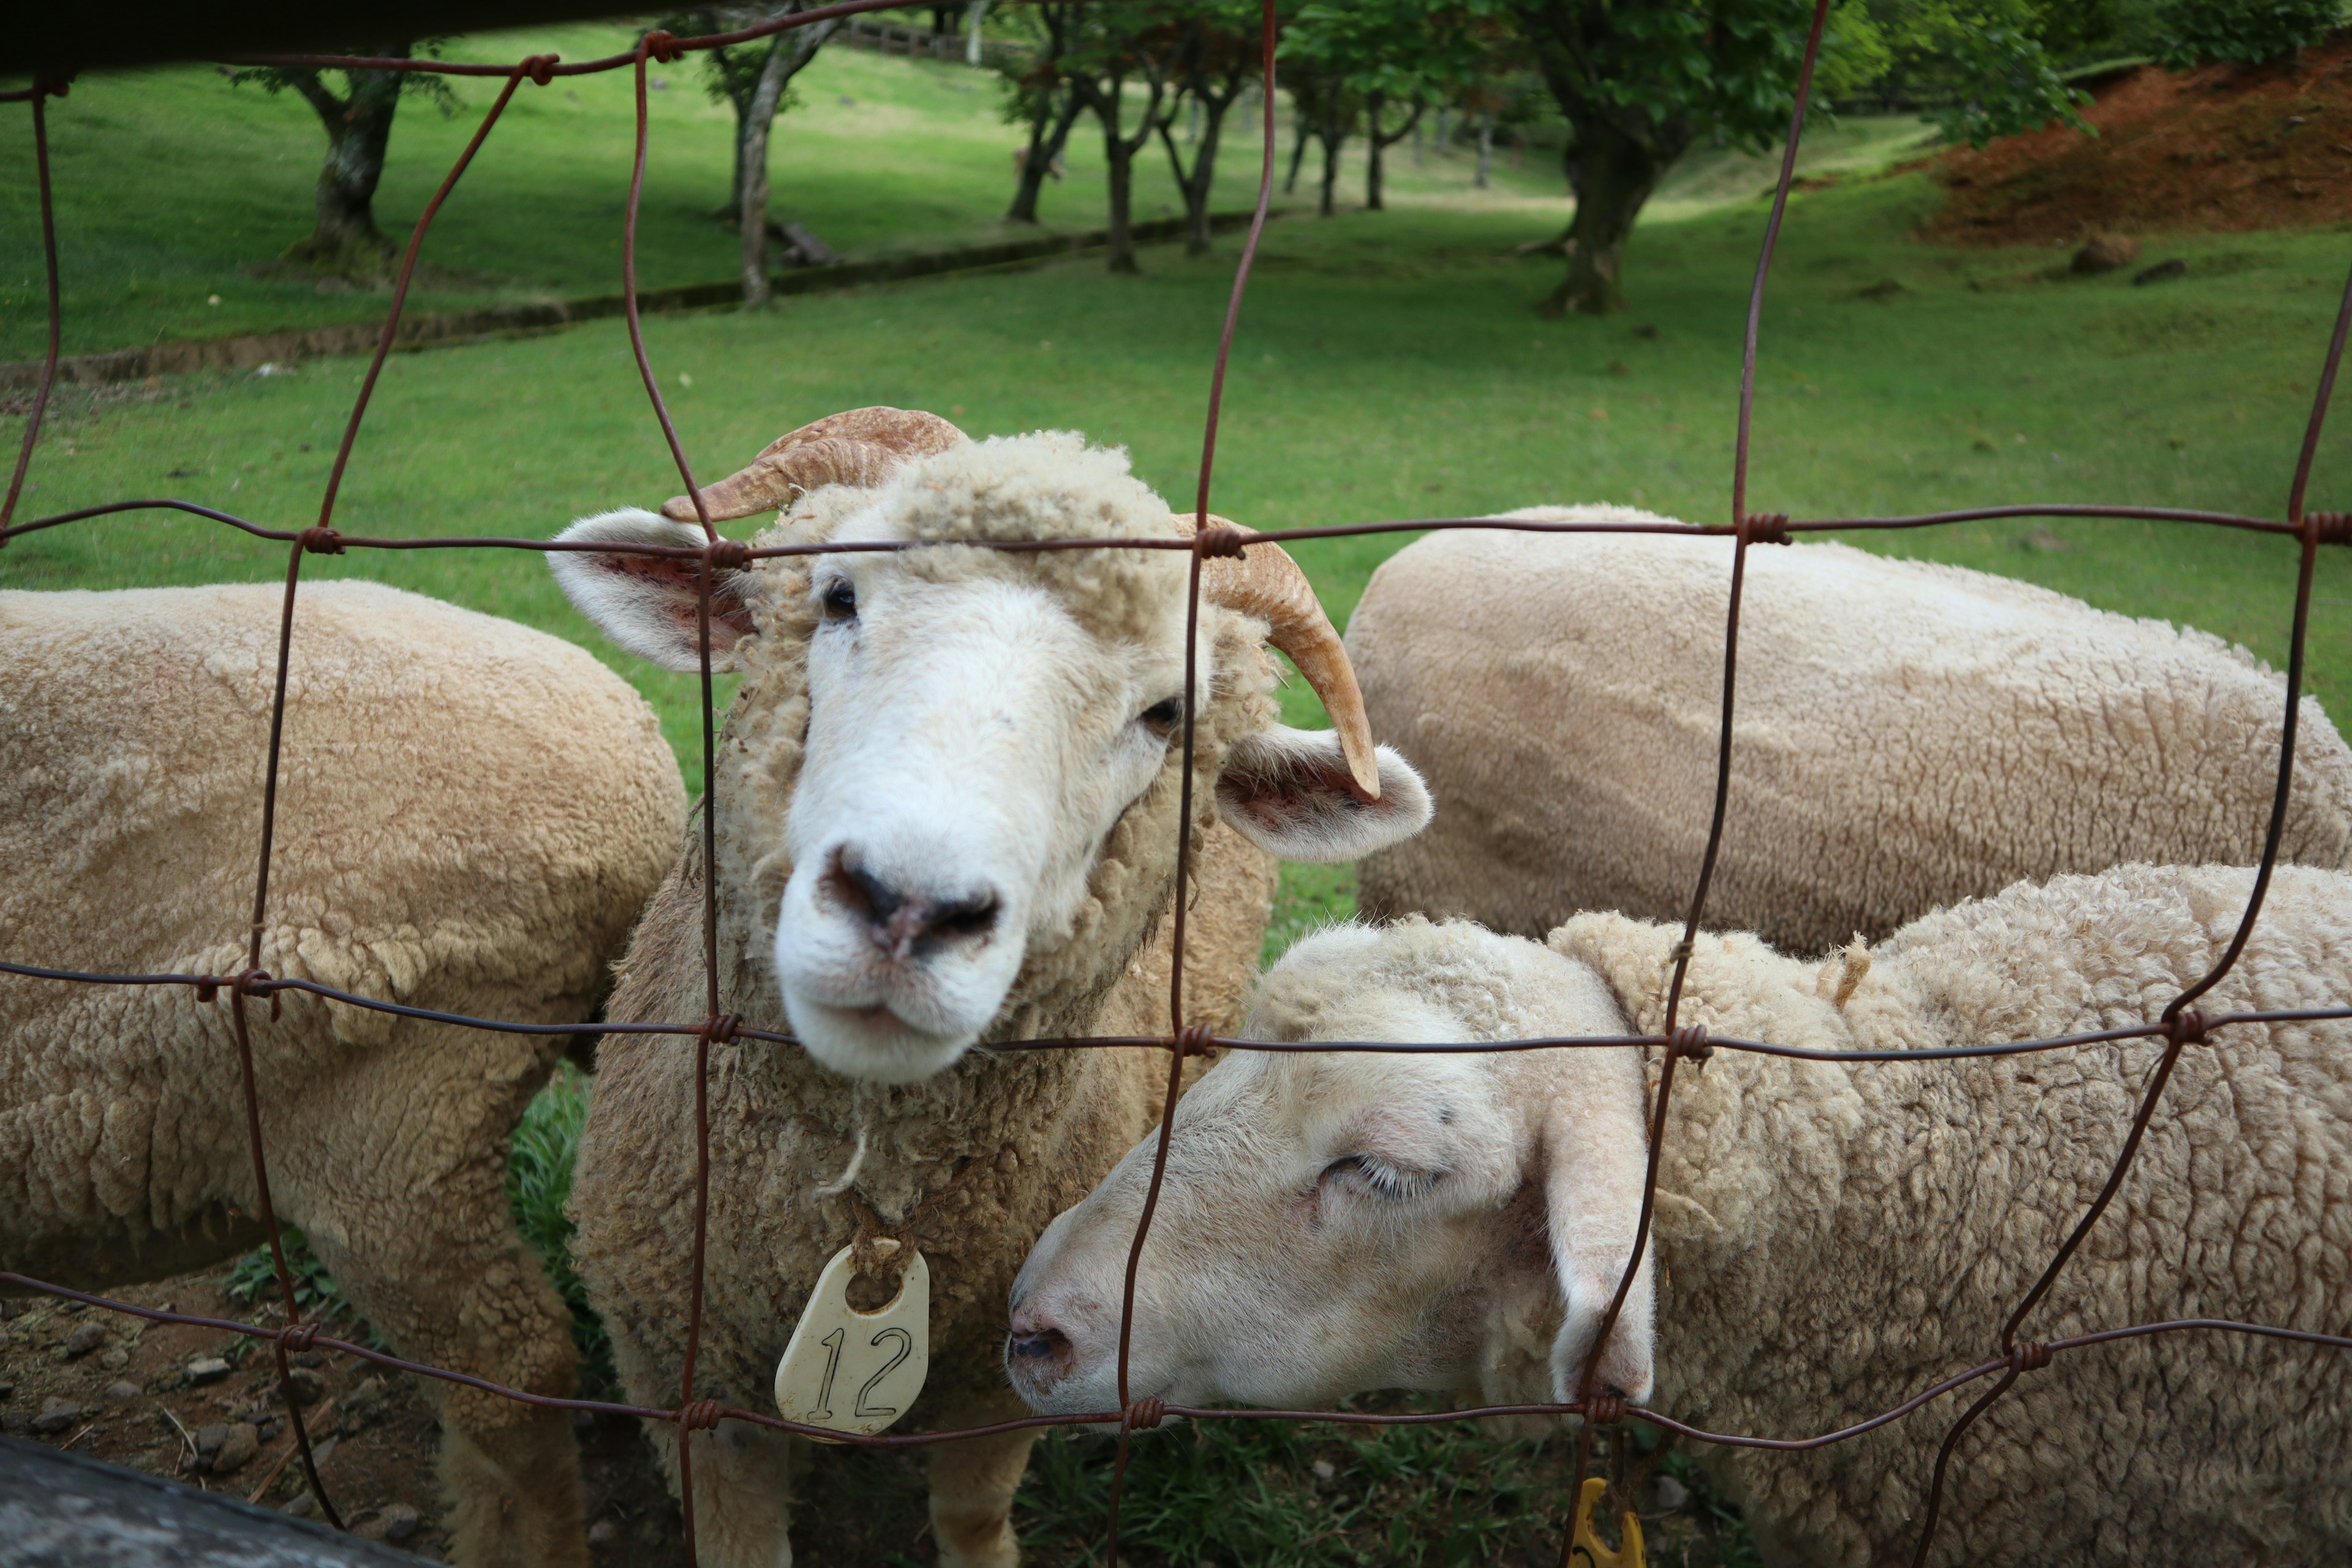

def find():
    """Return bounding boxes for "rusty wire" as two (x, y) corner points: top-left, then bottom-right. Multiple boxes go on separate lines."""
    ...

(4, 0), (2351, 1563)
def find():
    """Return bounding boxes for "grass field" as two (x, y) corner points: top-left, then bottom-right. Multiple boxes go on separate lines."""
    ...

(7, 38), (2352, 1565)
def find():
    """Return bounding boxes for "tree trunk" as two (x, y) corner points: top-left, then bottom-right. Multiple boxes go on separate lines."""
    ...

(285, 64), (405, 271)
(1475, 108), (1494, 188)
(1008, 88), (1080, 223)
(1365, 90), (1387, 211)
(1285, 107), (1310, 194)
(964, 0), (987, 64)
(1106, 129), (1139, 273)
(1159, 95), (1232, 256)
(734, 15), (839, 306)
(739, 42), (792, 306)
(1317, 110), (1343, 217)
(1542, 113), (1672, 316)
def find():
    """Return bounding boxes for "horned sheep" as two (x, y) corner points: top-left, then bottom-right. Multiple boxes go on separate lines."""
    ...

(1011, 870), (2352, 1565)
(1, 581), (685, 1568)
(1349, 513), (2352, 954)
(552, 409), (1431, 1568)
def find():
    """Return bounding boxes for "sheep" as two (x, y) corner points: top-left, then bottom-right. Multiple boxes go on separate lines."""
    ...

(1349, 512), (2352, 954)
(1, 579), (685, 1568)
(1009, 871), (2352, 1566)
(550, 407), (1432, 1568)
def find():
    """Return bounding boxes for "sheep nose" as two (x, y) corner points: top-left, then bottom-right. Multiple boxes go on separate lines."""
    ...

(1004, 1312), (1075, 1387)
(826, 848), (1000, 962)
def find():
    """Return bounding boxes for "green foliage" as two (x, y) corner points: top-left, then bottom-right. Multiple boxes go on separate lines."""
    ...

(223, 1230), (388, 1349)
(2151, 0), (2343, 67)
(508, 1063), (617, 1395)
(1282, 0), (1498, 110)
(1811, 2), (2094, 145)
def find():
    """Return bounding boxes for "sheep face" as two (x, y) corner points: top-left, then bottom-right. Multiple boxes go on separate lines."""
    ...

(1005, 923), (1656, 1418)
(550, 421), (1433, 1084)
(775, 537), (1203, 1079)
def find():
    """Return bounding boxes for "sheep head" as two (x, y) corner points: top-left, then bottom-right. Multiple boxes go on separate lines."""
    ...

(1005, 921), (1656, 1420)
(549, 409), (1431, 1084)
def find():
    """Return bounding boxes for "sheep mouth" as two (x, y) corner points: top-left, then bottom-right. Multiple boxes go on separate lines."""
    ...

(782, 990), (980, 1084)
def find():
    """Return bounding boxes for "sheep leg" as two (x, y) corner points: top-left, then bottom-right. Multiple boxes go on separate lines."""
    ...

(277, 1038), (587, 1568)
(924, 1400), (1038, 1568)
(634, 1412), (802, 1568)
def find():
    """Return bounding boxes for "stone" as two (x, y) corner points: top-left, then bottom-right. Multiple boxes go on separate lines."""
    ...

(285, 1366), (327, 1405)
(211, 1422), (260, 1474)
(186, 1356), (232, 1386)
(0, 1379), (13, 1400)
(2071, 232), (2139, 274)
(382, 1504), (420, 1544)
(1, 1410), (28, 1434)
(293, 1351), (326, 1369)
(587, 1520), (618, 1547)
(99, 1347), (129, 1371)
(103, 1381), (142, 1405)
(194, 1423), (230, 1463)
(1654, 1474), (1690, 1512)
(62, 1321), (107, 1359)
(32, 1397), (80, 1435)
(2134, 258), (2188, 286)
(282, 1490), (319, 1520)
(342, 1375), (385, 1411)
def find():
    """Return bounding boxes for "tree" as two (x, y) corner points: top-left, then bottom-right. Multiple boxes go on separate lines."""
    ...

(1061, 1), (1180, 271)
(1283, 66), (1359, 214)
(1156, 0), (1264, 251)
(665, 6), (842, 306)
(2151, 0), (2342, 67)
(1283, 0), (1491, 214)
(1508, 0), (2091, 315)
(228, 45), (454, 275)
(997, 3), (1087, 222)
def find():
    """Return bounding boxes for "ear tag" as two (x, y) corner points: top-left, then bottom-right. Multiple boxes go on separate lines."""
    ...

(1567, 1476), (1644, 1568)
(773, 1246), (929, 1441)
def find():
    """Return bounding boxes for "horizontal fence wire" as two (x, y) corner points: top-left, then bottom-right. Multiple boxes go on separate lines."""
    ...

(3, 0), (2350, 1562)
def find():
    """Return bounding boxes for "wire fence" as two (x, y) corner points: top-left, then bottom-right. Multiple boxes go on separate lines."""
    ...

(3, 2), (2350, 1564)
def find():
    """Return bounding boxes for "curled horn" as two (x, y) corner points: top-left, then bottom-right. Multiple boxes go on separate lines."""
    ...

(1180, 513), (1382, 800)
(662, 406), (968, 523)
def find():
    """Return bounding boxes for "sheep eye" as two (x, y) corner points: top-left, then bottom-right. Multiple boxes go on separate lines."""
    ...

(820, 580), (857, 622)
(1139, 696), (1185, 738)
(1321, 1154), (1439, 1202)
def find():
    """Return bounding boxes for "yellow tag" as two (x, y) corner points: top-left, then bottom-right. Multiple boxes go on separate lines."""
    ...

(772, 1246), (929, 1440)
(1568, 1476), (1644, 1568)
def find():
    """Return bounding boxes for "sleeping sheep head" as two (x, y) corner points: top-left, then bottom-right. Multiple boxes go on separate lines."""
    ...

(1003, 921), (1654, 1420)
(549, 409), (1432, 1083)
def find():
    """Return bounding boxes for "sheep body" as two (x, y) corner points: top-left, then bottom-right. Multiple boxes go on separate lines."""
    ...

(1350, 513), (2352, 953)
(1014, 868), (2352, 1565)
(1, 581), (685, 1567)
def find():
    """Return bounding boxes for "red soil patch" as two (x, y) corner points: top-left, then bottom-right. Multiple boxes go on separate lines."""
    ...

(1928, 39), (2352, 243)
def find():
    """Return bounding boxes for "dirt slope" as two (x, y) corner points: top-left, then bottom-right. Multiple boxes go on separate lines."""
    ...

(1930, 40), (2352, 242)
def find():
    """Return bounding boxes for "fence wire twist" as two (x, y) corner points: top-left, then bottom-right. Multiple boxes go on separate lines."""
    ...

(5, 3), (2352, 1564)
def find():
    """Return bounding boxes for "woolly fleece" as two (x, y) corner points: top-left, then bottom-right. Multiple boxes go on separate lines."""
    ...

(1551, 862), (2352, 1566)
(1352, 513), (2352, 954)
(569, 432), (1282, 1566)
(1, 581), (685, 1568)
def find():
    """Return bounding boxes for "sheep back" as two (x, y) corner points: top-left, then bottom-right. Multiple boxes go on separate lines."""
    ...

(1355, 517), (2352, 955)
(1549, 863), (2352, 1566)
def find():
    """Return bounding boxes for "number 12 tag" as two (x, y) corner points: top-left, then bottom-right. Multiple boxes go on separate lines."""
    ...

(773, 1246), (929, 1440)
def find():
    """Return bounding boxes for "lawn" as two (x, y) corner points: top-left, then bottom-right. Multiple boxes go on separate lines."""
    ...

(7, 40), (2352, 1565)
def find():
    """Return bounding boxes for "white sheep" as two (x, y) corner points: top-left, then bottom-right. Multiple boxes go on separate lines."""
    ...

(550, 408), (1433, 1568)
(1010, 872), (2352, 1565)
(1348, 513), (2352, 954)
(1, 580), (685, 1568)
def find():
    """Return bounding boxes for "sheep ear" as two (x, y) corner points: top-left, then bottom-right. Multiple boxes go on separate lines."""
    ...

(1213, 726), (1432, 862)
(1540, 1055), (1657, 1414)
(549, 509), (758, 673)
